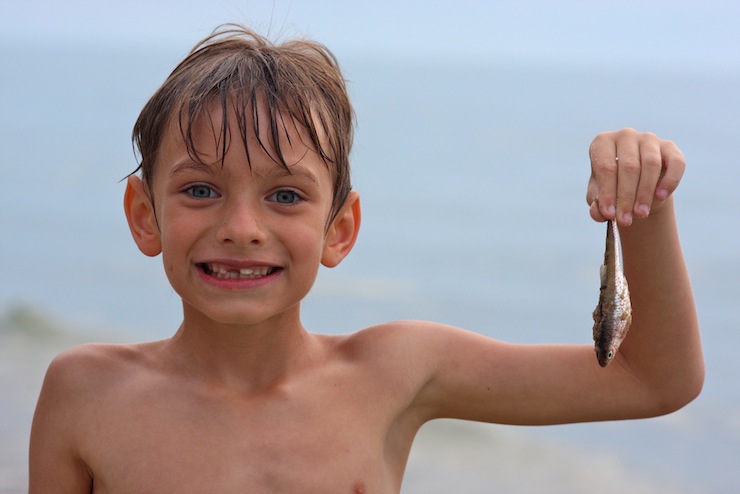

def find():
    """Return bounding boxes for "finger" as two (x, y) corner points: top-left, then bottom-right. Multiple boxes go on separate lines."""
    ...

(588, 133), (618, 220)
(615, 136), (641, 226)
(655, 140), (686, 201)
(585, 175), (599, 206)
(586, 178), (607, 222)
(632, 135), (663, 218)
(589, 197), (606, 222)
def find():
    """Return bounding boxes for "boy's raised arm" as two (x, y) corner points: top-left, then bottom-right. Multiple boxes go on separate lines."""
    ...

(585, 128), (704, 413)
(408, 129), (704, 426)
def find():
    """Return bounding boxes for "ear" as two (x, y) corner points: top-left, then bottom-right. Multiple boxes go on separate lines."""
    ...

(321, 191), (361, 268)
(124, 175), (162, 257)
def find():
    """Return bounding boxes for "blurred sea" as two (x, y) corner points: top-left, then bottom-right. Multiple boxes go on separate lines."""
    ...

(1, 42), (739, 493)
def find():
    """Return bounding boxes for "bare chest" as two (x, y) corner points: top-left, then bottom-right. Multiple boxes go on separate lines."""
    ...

(82, 380), (402, 494)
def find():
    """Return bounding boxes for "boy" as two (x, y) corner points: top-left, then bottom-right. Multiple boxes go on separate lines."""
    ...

(29, 25), (703, 493)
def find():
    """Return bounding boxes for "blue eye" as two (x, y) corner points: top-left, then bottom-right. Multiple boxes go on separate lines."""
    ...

(185, 185), (217, 199)
(271, 190), (301, 204)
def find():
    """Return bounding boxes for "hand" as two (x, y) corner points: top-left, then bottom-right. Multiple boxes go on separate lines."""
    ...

(586, 128), (685, 226)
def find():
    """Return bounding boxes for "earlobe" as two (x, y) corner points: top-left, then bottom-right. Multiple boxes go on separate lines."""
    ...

(124, 175), (162, 257)
(321, 191), (361, 268)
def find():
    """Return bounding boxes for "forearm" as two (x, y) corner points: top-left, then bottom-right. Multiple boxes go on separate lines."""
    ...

(616, 197), (704, 411)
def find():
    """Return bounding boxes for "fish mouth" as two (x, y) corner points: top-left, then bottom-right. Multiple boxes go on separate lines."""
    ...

(595, 347), (616, 368)
(596, 350), (614, 367)
(199, 262), (281, 280)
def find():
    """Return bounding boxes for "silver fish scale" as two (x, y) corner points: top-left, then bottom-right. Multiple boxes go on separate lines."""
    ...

(592, 220), (632, 367)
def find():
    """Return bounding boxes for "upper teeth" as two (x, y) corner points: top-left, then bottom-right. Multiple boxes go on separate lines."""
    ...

(207, 264), (272, 279)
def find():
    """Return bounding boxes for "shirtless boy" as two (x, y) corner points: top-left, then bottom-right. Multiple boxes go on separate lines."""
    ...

(29, 25), (704, 493)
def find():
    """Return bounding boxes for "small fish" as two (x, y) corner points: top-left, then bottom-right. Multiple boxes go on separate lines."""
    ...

(592, 220), (632, 367)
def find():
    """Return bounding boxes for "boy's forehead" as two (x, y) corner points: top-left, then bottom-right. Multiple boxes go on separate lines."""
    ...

(158, 100), (324, 172)
(145, 104), (334, 193)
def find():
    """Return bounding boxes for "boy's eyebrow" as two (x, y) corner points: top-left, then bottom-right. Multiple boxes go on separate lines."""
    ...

(258, 163), (321, 185)
(168, 159), (219, 178)
(168, 158), (321, 186)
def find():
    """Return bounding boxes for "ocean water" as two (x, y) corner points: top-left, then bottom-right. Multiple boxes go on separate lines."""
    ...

(1, 43), (739, 493)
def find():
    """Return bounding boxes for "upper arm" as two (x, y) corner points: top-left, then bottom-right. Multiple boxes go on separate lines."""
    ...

(29, 348), (95, 493)
(406, 322), (659, 426)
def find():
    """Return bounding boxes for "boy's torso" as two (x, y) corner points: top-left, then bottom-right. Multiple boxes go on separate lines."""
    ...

(72, 328), (425, 493)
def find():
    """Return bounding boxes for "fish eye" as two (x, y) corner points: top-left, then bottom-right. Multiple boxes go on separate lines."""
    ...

(606, 350), (614, 360)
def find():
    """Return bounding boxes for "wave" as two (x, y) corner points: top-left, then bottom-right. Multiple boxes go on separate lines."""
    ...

(0, 303), (98, 345)
(403, 419), (696, 494)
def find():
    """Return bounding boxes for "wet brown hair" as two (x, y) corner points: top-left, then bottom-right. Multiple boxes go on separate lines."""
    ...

(131, 24), (354, 222)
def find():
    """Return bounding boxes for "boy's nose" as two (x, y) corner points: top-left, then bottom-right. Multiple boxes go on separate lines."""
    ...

(215, 199), (267, 246)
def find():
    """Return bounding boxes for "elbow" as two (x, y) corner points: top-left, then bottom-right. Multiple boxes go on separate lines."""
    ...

(652, 362), (705, 417)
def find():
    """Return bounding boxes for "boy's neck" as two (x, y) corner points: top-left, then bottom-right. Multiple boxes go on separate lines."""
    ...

(165, 303), (324, 394)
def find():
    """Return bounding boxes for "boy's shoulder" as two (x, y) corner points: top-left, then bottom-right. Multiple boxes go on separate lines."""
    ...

(41, 341), (163, 400)
(337, 319), (468, 382)
(49, 340), (156, 370)
(341, 319), (448, 356)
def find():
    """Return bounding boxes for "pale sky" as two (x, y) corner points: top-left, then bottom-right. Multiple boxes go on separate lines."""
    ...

(2, 0), (739, 71)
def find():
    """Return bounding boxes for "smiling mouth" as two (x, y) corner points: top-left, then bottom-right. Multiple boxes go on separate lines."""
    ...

(200, 263), (280, 280)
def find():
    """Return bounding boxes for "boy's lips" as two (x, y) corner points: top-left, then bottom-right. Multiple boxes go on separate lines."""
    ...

(198, 262), (281, 280)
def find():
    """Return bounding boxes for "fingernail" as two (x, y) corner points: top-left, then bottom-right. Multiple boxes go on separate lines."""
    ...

(635, 204), (650, 217)
(606, 205), (616, 218)
(622, 211), (633, 225)
(656, 188), (669, 200)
